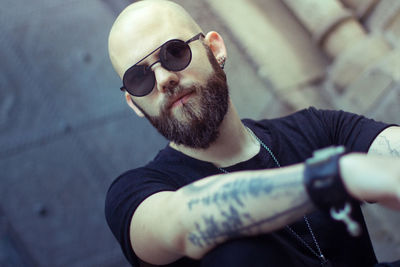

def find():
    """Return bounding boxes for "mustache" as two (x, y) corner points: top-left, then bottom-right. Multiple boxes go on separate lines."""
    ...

(161, 85), (197, 110)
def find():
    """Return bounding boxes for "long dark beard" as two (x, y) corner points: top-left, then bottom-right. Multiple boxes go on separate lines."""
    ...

(136, 49), (229, 149)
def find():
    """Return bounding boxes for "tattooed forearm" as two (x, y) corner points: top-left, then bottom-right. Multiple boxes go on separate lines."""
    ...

(178, 164), (313, 252)
(188, 205), (248, 247)
(188, 200), (310, 248)
(186, 174), (301, 210)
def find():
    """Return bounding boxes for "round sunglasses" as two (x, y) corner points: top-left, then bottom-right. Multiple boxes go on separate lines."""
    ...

(120, 33), (205, 97)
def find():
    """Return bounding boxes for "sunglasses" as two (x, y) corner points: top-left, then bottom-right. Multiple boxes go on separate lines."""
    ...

(120, 33), (205, 97)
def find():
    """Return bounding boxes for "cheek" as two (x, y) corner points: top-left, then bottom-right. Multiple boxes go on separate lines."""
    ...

(132, 96), (163, 117)
(185, 48), (215, 80)
(182, 61), (213, 84)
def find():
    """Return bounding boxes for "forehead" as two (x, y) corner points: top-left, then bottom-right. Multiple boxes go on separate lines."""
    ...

(110, 3), (198, 74)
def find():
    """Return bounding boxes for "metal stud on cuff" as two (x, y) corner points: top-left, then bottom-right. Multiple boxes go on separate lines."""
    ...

(304, 146), (362, 237)
(330, 202), (361, 237)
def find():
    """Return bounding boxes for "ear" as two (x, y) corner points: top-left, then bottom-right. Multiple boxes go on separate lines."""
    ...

(125, 93), (145, 117)
(204, 31), (227, 62)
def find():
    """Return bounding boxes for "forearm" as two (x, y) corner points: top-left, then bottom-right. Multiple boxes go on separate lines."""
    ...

(339, 153), (400, 208)
(175, 163), (314, 259)
(134, 151), (399, 264)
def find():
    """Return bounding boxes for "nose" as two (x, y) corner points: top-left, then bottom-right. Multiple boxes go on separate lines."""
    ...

(152, 63), (179, 93)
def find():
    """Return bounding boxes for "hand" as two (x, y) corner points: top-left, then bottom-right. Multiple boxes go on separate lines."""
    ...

(340, 153), (400, 210)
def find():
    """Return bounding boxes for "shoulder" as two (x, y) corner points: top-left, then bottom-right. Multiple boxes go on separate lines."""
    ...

(104, 146), (217, 228)
(106, 145), (185, 196)
(250, 106), (387, 133)
(243, 107), (325, 127)
(105, 165), (178, 211)
(243, 107), (329, 136)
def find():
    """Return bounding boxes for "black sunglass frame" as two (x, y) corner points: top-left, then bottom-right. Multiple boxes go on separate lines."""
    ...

(120, 32), (205, 96)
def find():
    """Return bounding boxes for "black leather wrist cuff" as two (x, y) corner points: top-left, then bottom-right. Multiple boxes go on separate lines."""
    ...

(304, 146), (355, 211)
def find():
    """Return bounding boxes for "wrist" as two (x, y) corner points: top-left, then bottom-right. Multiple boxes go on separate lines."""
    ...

(304, 146), (356, 211)
(303, 146), (362, 236)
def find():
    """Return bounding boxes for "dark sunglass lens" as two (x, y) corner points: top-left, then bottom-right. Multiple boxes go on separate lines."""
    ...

(161, 41), (192, 71)
(123, 66), (155, 97)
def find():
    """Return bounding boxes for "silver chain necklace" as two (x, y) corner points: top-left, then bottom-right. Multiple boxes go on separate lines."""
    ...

(217, 127), (330, 266)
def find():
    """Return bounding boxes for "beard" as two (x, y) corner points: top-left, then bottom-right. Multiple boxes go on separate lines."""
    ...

(134, 48), (229, 149)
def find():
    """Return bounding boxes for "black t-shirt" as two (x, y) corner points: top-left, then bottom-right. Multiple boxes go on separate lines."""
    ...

(105, 107), (392, 267)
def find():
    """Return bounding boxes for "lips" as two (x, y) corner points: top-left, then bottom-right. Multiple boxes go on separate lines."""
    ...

(167, 90), (195, 109)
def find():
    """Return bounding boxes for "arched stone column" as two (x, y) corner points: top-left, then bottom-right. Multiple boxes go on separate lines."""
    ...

(340, 0), (380, 19)
(282, 0), (392, 96)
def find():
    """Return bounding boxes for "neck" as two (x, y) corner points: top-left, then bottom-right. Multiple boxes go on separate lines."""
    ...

(169, 101), (260, 167)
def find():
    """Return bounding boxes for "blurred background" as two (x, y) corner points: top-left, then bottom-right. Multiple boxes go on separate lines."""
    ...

(1, 0), (400, 266)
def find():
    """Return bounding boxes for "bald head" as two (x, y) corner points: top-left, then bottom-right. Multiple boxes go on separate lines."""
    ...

(108, 0), (203, 77)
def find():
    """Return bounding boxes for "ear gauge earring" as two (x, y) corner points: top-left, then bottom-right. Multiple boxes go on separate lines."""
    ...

(217, 56), (226, 69)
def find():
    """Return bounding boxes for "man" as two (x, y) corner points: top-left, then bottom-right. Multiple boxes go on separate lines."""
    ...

(105, 0), (400, 266)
